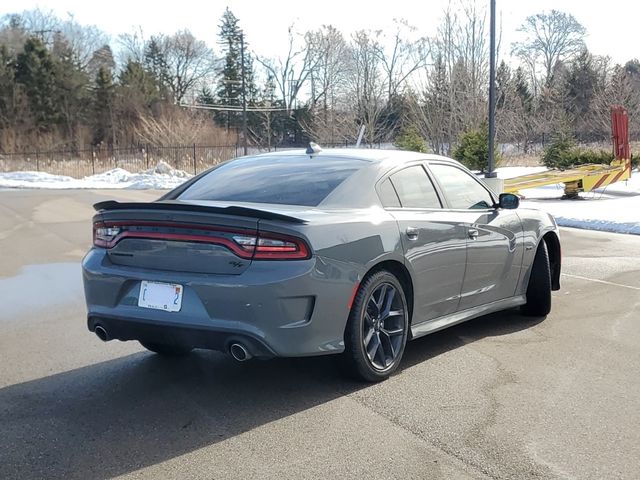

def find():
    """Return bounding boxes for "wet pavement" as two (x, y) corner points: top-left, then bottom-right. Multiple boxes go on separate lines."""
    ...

(0, 263), (81, 321)
(1, 189), (639, 479)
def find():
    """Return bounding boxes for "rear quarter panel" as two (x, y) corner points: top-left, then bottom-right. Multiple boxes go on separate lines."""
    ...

(259, 207), (403, 321)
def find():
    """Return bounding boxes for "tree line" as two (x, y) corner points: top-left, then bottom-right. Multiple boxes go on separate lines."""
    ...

(0, 4), (639, 156)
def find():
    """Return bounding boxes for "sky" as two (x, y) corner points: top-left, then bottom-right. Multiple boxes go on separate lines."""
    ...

(1, 0), (638, 65)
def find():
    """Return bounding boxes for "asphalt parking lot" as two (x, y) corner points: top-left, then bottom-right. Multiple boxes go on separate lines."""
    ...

(1, 189), (639, 480)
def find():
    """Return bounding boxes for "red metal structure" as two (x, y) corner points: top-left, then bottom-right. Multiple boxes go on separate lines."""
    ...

(611, 105), (631, 163)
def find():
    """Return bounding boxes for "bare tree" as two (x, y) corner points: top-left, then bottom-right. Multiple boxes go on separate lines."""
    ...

(591, 65), (640, 138)
(306, 25), (349, 111)
(373, 19), (429, 103)
(58, 15), (109, 69)
(0, 9), (108, 68)
(0, 14), (30, 55)
(411, 1), (489, 153)
(5, 8), (58, 41)
(257, 26), (322, 115)
(299, 25), (355, 143)
(348, 30), (388, 145)
(512, 10), (586, 88)
(159, 31), (216, 103)
(117, 27), (147, 65)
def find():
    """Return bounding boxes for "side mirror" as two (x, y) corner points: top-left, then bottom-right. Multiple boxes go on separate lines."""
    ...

(498, 193), (519, 209)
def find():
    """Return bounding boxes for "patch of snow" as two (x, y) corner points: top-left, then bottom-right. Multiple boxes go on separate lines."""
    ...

(495, 166), (549, 179)
(0, 161), (191, 190)
(519, 171), (640, 235)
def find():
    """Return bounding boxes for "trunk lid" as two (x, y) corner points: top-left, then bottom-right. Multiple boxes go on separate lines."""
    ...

(93, 201), (305, 275)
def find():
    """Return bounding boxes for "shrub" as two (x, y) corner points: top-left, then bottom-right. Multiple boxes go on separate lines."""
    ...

(452, 123), (500, 172)
(394, 126), (428, 153)
(542, 133), (614, 169)
(541, 132), (575, 170)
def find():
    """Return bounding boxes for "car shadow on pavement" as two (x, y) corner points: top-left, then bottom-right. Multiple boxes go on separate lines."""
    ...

(401, 308), (546, 370)
(0, 309), (544, 480)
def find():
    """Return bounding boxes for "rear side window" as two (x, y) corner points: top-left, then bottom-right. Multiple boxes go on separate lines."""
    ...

(378, 178), (401, 208)
(429, 163), (494, 209)
(389, 165), (441, 209)
(178, 156), (361, 207)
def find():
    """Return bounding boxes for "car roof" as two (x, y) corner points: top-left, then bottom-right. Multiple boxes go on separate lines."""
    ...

(251, 148), (457, 165)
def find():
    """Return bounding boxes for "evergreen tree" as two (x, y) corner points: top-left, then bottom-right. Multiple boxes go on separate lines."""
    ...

(513, 66), (535, 152)
(564, 49), (598, 118)
(496, 61), (511, 110)
(215, 8), (256, 130)
(0, 45), (17, 133)
(196, 85), (215, 104)
(196, 85), (215, 121)
(92, 66), (114, 145)
(116, 59), (164, 145)
(119, 59), (161, 106)
(15, 37), (60, 130)
(144, 37), (169, 96)
(87, 44), (115, 80)
(424, 54), (450, 154)
(514, 67), (533, 113)
(52, 34), (90, 147)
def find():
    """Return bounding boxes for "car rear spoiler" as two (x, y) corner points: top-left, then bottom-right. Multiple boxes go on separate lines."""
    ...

(93, 200), (306, 224)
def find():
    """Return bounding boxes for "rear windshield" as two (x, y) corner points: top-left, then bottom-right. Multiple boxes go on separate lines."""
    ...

(178, 156), (361, 206)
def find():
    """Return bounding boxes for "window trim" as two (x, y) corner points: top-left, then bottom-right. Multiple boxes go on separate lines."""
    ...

(375, 162), (443, 211)
(425, 161), (497, 211)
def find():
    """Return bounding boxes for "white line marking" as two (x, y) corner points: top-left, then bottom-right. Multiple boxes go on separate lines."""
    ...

(562, 273), (640, 291)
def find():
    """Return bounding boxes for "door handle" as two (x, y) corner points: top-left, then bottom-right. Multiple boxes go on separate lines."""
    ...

(468, 227), (479, 239)
(406, 227), (419, 240)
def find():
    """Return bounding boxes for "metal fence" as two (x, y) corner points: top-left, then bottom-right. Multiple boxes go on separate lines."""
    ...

(0, 142), (385, 178)
(0, 144), (244, 178)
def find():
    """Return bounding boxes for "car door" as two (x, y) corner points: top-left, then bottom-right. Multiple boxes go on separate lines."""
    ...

(378, 164), (467, 322)
(427, 162), (524, 311)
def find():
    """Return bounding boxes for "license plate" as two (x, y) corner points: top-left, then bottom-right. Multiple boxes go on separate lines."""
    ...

(138, 281), (183, 312)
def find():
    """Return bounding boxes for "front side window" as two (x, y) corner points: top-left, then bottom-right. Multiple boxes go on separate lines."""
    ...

(429, 164), (494, 209)
(389, 165), (441, 209)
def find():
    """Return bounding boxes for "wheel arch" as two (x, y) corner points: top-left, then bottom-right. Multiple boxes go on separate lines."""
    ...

(541, 231), (561, 291)
(363, 260), (415, 328)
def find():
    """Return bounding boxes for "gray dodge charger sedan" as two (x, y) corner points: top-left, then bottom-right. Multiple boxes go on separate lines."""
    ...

(82, 147), (561, 381)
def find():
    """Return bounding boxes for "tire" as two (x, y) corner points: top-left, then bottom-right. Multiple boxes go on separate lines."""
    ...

(521, 241), (552, 316)
(343, 270), (409, 382)
(139, 341), (193, 357)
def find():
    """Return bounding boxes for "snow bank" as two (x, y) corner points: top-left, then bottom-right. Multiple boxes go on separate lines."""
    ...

(0, 161), (192, 190)
(495, 166), (549, 179)
(500, 167), (640, 235)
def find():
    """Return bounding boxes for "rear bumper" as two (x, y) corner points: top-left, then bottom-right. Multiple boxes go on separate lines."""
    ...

(88, 315), (276, 358)
(82, 248), (357, 357)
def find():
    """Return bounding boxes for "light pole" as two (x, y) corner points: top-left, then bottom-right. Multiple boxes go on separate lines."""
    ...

(486, 0), (497, 179)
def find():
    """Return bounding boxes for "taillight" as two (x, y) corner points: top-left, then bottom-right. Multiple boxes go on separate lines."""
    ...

(231, 232), (310, 260)
(93, 222), (121, 248)
(93, 221), (310, 260)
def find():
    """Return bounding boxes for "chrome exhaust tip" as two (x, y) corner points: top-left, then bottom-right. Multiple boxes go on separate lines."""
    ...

(229, 343), (252, 362)
(94, 325), (109, 342)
